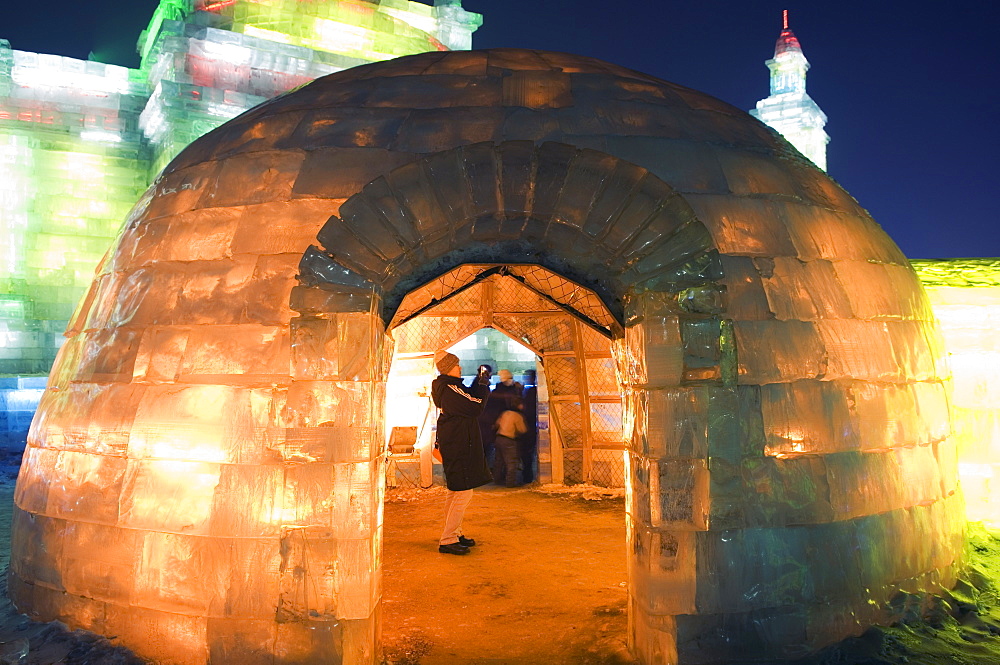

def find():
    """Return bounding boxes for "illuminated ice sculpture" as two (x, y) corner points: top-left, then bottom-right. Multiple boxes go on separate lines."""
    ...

(0, 0), (482, 446)
(11, 49), (963, 664)
(751, 11), (830, 171)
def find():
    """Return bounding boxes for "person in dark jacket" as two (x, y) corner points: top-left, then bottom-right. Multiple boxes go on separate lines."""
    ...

(431, 351), (493, 555)
(488, 369), (524, 484)
(494, 397), (527, 487)
(476, 364), (501, 465)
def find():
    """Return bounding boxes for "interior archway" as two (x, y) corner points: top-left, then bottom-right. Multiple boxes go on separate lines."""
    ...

(385, 264), (625, 488)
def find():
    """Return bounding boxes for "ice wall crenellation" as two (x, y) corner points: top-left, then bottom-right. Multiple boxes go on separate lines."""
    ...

(10, 49), (963, 665)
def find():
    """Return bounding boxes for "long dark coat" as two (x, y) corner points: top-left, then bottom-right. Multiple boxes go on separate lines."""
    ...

(431, 374), (493, 491)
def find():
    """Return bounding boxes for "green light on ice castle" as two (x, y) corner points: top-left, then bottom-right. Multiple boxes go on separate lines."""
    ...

(0, 0), (481, 445)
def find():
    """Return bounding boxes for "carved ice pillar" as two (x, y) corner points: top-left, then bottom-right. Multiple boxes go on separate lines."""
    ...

(287, 280), (388, 665)
(618, 290), (710, 664)
(619, 281), (747, 664)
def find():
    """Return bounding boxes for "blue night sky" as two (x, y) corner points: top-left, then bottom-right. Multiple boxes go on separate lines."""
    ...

(3, 0), (998, 259)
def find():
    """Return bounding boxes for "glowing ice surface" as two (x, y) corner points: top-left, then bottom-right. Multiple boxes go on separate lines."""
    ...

(912, 259), (1000, 525)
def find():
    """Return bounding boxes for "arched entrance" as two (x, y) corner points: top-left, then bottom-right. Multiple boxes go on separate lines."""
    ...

(293, 141), (719, 662)
(386, 264), (624, 487)
(379, 264), (630, 660)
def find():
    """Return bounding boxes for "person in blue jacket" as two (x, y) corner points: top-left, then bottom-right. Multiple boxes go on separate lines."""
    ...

(431, 351), (493, 554)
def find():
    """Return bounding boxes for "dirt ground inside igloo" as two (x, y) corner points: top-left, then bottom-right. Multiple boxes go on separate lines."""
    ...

(382, 486), (1000, 665)
(0, 466), (997, 665)
(380, 484), (632, 665)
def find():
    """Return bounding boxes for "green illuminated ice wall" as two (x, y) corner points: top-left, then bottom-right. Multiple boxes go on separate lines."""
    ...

(0, 47), (149, 375)
(0, 0), (480, 445)
(911, 258), (1000, 524)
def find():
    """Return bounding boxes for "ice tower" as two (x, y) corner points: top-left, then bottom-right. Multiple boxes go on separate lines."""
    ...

(751, 10), (829, 171)
(0, 0), (481, 447)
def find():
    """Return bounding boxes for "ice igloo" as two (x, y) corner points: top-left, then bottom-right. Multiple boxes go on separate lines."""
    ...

(10, 49), (964, 664)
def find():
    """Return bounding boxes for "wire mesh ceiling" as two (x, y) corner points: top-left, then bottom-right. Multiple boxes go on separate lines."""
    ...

(389, 264), (620, 337)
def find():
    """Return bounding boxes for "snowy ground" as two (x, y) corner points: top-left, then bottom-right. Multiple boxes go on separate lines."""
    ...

(0, 470), (996, 664)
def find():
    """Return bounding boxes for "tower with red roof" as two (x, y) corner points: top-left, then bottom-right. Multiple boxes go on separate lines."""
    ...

(751, 10), (830, 170)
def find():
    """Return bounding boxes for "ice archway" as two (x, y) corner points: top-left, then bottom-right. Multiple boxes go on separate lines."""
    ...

(11, 49), (962, 664)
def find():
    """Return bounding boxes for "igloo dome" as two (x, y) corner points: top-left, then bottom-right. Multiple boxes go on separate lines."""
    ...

(11, 49), (963, 664)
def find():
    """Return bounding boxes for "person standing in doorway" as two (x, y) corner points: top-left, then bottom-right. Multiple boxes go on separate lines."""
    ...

(431, 351), (493, 555)
(477, 364), (501, 466)
(494, 397), (527, 487)
(493, 369), (524, 406)
(490, 369), (523, 483)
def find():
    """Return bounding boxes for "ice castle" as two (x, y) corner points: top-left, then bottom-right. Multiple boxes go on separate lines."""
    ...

(0, 0), (482, 446)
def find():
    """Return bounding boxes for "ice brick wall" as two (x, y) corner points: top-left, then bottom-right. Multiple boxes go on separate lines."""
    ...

(0, 42), (150, 378)
(11, 177), (387, 662)
(11, 49), (963, 665)
(629, 188), (963, 663)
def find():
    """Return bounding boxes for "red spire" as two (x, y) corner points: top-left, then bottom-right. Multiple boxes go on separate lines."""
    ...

(774, 10), (802, 56)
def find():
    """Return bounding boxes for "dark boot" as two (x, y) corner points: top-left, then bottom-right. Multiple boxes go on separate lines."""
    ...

(438, 542), (470, 555)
